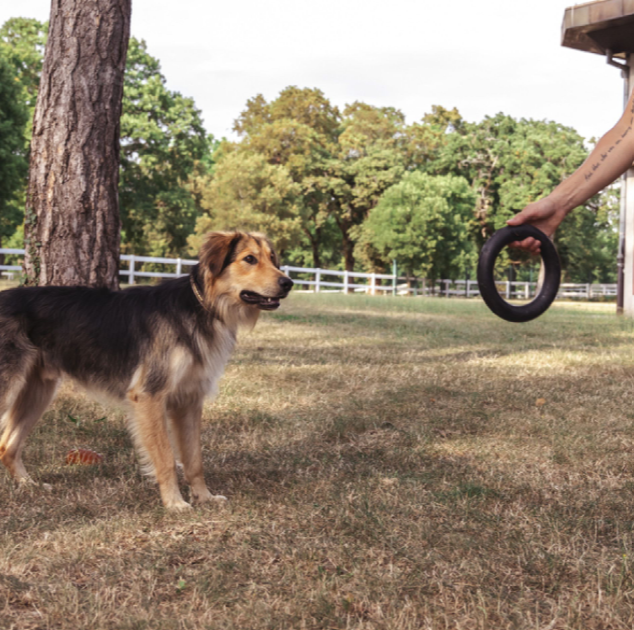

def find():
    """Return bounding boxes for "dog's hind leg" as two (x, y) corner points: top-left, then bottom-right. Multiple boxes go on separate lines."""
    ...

(167, 399), (226, 504)
(0, 366), (59, 484)
(128, 391), (191, 511)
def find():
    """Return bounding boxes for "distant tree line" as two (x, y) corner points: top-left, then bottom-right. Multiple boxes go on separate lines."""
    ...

(0, 17), (618, 282)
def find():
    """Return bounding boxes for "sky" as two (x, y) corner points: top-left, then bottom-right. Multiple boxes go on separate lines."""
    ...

(1, 0), (628, 142)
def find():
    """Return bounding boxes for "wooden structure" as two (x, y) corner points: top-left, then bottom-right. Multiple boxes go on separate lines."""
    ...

(562, 0), (634, 314)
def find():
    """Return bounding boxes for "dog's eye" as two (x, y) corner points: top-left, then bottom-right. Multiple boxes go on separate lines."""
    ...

(244, 255), (257, 265)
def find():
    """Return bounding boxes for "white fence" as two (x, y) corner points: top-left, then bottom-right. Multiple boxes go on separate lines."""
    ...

(0, 248), (617, 300)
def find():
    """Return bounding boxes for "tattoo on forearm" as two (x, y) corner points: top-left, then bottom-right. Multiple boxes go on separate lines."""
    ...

(584, 123), (633, 181)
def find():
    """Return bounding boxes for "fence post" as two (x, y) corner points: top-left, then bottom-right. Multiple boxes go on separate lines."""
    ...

(343, 270), (349, 294)
(505, 281), (510, 299)
(129, 256), (135, 285)
(176, 258), (182, 276)
(371, 273), (376, 295)
(392, 260), (397, 296)
(315, 269), (321, 293)
(524, 283), (529, 300)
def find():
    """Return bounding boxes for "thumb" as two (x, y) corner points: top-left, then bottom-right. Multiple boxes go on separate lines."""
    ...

(507, 205), (544, 226)
(507, 208), (530, 226)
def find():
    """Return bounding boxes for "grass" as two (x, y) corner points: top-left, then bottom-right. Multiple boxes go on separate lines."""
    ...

(3, 293), (634, 628)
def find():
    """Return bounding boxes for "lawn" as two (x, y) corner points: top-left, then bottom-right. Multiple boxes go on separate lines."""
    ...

(2, 293), (634, 629)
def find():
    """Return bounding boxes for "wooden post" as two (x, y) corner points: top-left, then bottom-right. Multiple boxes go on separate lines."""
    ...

(392, 260), (397, 296)
(622, 55), (634, 315)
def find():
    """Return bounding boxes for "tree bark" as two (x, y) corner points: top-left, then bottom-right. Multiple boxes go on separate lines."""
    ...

(340, 225), (355, 272)
(304, 227), (322, 269)
(24, 0), (131, 288)
(331, 201), (357, 272)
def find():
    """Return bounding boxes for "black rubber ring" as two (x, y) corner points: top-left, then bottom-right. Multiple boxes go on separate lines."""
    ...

(477, 225), (561, 323)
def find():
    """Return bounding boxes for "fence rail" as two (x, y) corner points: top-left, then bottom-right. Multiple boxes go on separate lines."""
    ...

(0, 248), (617, 300)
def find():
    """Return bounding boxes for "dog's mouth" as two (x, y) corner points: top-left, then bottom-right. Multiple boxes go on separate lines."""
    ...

(240, 290), (286, 310)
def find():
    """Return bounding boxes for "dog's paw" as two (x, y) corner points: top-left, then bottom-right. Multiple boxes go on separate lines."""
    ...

(15, 475), (37, 488)
(165, 498), (193, 511)
(193, 488), (228, 504)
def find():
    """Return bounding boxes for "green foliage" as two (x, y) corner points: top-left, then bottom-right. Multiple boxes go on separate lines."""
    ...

(0, 49), (29, 245)
(556, 186), (619, 283)
(329, 103), (411, 270)
(0, 18), (46, 249)
(0, 24), (215, 257)
(194, 87), (342, 268)
(119, 37), (212, 256)
(429, 114), (588, 238)
(0, 17), (46, 125)
(361, 172), (476, 280)
(200, 90), (447, 270)
(188, 148), (303, 256)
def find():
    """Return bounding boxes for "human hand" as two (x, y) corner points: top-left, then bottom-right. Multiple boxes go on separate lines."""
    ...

(506, 198), (568, 253)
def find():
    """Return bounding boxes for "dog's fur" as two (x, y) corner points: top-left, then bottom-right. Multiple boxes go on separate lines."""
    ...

(0, 231), (292, 510)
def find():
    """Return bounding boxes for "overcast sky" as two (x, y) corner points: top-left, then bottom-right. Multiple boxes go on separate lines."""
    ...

(1, 0), (627, 142)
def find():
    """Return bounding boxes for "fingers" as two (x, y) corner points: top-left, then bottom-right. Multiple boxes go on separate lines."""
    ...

(505, 199), (559, 253)
(509, 237), (541, 254)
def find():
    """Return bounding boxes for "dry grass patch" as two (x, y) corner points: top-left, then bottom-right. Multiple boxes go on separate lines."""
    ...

(3, 294), (634, 628)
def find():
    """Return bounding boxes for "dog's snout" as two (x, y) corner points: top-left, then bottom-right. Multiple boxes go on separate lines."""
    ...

(278, 276), (294, 293)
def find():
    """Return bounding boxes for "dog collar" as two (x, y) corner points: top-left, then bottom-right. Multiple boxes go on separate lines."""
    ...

(190, 274), (209, 311)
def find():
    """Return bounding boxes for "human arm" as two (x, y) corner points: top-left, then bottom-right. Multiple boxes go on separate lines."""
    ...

(507, 90), (634, 252)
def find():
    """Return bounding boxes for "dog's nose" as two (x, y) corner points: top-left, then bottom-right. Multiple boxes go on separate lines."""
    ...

(278, 276), (294, 292)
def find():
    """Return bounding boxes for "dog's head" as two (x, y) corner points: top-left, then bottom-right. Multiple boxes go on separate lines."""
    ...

(196, 231), (293, 327)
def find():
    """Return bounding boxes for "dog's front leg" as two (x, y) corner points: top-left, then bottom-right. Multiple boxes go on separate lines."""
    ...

(168, 400), (226, 504)
(129, 391), (191, 511)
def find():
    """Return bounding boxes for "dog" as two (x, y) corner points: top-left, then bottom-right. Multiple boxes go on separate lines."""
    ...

(0, 231), (293, 510)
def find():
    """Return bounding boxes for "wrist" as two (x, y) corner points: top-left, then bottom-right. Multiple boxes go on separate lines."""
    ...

(544, 186), (577, 217)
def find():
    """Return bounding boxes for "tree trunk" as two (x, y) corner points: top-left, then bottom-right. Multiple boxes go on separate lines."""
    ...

(24, 0), (131, 288)
(341, 232), (355, 272)
(334, 217), (355, 272)
(305, 227), (321, 269)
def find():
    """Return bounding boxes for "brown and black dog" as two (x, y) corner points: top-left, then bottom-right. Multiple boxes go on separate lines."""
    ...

(0, 231), (293, 510)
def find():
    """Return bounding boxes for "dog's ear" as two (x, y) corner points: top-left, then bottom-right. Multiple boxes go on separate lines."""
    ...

(199, 232), (243, 279)
(264, 236), (280, 268)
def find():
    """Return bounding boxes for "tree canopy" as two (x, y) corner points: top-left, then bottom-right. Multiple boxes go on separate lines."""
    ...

(192, 88), (449, 270)
(361, 172), (476, 281)
(0, 50), (29, 247)
(119, 37), (212, 256)
(0, 22), (214, 259)
(0, 17), (46, 125)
